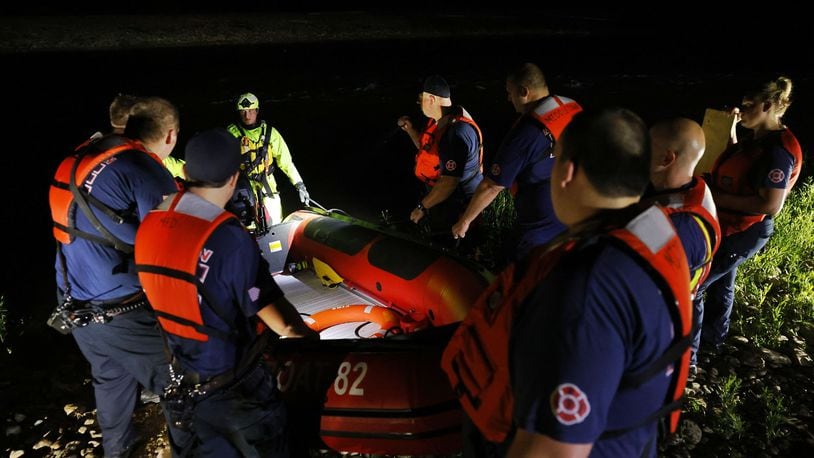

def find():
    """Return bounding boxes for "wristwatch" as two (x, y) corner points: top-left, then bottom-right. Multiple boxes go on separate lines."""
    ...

(416, 202), (428, 214)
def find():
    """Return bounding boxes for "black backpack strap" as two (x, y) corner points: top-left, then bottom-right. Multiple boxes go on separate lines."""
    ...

(68, 146), (135, 254)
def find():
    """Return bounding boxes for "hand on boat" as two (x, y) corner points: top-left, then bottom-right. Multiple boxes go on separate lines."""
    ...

(410, 206), (426, 223)
(451, 219), (469, 239)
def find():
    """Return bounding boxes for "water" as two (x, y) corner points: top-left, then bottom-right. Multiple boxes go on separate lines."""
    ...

(3, 28), (812, 328)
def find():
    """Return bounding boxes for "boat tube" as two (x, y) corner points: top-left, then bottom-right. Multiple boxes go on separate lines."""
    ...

(256, 209), (492, 455)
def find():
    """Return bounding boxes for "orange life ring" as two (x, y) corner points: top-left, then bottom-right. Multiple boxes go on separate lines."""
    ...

(303, 304), (403, 338)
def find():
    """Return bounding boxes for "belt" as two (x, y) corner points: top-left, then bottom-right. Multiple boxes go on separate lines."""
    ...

(184, 363), (260, 398)
(91, 292), (148, 318)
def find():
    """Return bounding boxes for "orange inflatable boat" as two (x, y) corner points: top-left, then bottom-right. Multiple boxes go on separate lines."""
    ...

(257, 209), (492, 456)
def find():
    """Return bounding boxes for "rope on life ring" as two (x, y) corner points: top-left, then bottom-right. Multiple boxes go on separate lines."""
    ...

(302, 304), (403, 338)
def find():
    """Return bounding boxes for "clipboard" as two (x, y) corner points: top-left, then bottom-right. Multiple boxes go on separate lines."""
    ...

(696, 108), (736, 174)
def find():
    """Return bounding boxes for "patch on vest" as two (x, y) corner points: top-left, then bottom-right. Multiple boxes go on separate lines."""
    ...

(768, 168), (785, 184)
(550, 383), (591, 425)
(248, 287), (260, 302)
(490, 163), (501, 176)
(445, 160), (457, 172)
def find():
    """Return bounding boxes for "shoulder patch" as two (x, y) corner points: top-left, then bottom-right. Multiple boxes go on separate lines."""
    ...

(550, 383), (591, 425)
(445, 160), (457, 172)
(490, 163), (501, 176)
(768, 168), (785, 184)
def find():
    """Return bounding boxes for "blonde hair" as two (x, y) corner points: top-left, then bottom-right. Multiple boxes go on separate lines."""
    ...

(749, 76), (793, 117)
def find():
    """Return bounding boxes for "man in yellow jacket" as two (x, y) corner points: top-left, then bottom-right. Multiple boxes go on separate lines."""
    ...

(227, 92), (309, 226)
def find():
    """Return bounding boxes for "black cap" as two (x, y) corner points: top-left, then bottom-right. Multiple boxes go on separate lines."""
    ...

(423, 74), (450, 98)
(184, 129), (241, 183)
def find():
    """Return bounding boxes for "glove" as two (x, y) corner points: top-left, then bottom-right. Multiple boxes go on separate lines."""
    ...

(295, 182), (310, 206)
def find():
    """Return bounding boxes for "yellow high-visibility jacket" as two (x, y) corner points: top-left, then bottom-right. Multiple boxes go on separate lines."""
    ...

(226, 120), (303, 196)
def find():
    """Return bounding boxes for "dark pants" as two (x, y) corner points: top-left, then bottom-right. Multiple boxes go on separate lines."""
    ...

(691, 217), (774, 363)
(72, 308), (192, 457)
(191, 364), (288, 458)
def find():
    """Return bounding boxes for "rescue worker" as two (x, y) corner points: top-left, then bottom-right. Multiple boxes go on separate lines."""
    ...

(49, 96), (190, 457)
(108, 93), (186, 178)
(397, 75), (483, 240)
(443, 108), (693, 457)
(227, 92), (310, 227)
(134, 128), (319, 457)
(696, 76), (803, 359)
(452, 63), (581, 262)
(645, 118), (721, 371)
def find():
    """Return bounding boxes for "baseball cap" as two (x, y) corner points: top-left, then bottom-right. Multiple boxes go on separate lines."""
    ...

(422, 75), (450, 98)
(236, 92), (259, 111)
(184, 129), (242, 183)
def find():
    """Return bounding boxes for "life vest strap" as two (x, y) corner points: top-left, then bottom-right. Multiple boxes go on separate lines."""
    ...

(135, 264), (239, 342)
(600, 397), (685, 440)
(619, 333), (692, 389)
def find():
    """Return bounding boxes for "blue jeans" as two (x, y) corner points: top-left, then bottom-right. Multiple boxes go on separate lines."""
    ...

(72, 308), (192, 457)
(191, 364), (288, 458)
(691, 218), (774, 363)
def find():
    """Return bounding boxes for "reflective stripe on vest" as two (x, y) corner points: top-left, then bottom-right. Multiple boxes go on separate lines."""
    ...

(49, 135), (158, 245)
(414, 107), (483, 186)
(713, 129), (803, 236)
(135, 192), (237, 341)
(659, 179), (721, 295)
(529, 95), (583, 140)
(441, 205), (691, 443)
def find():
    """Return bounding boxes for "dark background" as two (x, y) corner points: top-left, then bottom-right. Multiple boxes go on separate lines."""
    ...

(2, 7), (813, 336)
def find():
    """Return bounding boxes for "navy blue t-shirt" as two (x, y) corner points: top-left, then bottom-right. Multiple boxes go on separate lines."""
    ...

(56, 147), (177, 301)
(438, 120), (483, 197)
(167, 208), (284, 379)
(511, 241), (675, 457)
(486, 115), (565, 237)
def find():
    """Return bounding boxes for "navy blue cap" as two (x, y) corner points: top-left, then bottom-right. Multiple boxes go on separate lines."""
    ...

(184, 128), (241, 183)
(423, 74), (450, 98)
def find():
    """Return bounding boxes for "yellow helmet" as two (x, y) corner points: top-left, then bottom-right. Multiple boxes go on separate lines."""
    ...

(236, 93), (259, 111)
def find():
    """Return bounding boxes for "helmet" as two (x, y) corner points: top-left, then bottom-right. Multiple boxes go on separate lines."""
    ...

(236, 93), (259, 111)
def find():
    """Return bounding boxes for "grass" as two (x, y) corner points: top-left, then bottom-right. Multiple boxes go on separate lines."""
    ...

(713, 373), (745, 440)
(760, 386), (789, 441)
(732, 178), (814, 348)
(478, 188), (516, 269)
(665, 179), (814, 457)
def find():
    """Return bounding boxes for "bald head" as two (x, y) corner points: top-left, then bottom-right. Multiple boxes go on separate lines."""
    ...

(650, 118), (705, 189)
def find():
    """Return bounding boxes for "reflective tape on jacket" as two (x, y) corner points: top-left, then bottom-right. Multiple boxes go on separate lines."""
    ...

(528, 95), (583, 140)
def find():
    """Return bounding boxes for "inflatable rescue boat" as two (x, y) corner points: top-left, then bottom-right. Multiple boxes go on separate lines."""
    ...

(256, 209), (492, 456)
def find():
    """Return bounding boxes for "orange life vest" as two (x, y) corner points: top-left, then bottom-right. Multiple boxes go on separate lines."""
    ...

(656, 178), (721, 296)
(712, 129), (803, 236)
(414, 106), (483, 186)
(49, 135), (161, 252)
(441, 205), (692, 443)
(528, 95), (583, 140)
(135, 192), (239, 342)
